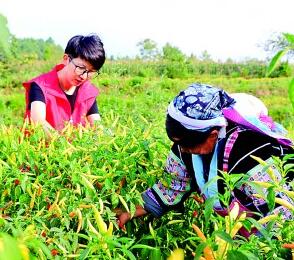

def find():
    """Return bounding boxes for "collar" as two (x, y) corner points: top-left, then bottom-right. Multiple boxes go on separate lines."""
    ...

(192, 142), (222, 209)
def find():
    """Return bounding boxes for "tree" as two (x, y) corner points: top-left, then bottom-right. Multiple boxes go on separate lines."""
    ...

(136, 38), (159, 60)
(0, 14), (12, 60)
(10, 36), (62, 62)
(264, 32), (294, 60)
(43, 37), (63, 61)
(199, 50), (212, 62)
(162, 43), (186, 62)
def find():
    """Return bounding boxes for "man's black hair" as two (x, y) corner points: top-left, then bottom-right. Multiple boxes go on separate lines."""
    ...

(165, 114), (220, 148)
(65, 34), (106, 71)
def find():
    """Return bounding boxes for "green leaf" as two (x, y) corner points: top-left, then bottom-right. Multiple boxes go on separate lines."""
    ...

(214, 230), (234, 244)
(229, 174), (247, 188)
(38, 241), (54, 259)
(242, 219), (252, 231)
(149, 248), (162, 260)
(149, 222), (156, 240)
(288, 78), (294, 109)
(118, 194), (130, 212)
(204, 196), (216, 228)
(248, 182), (267, 198)
(282, 153), (294, 161)
(0, 234), (24, 260)
(130, 244), (156, 250)
(266, 49), (288, 77)
(194, 242), (207, 259)
(121, 247), (137, 260)
(130, 202), (136, 218)
(247, 218), (272, 243)
(105, 178), (113, 190)
(283, 33), (294, 45)
(266, 186), (275, 212)
(264, 219), (275, 233)
(284, 163), (294, 174)
(227, 249), (259, 260)
(111, 193), (119, 208)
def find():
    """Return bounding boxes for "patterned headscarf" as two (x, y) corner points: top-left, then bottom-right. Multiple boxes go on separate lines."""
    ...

(168, 83), (292, 146)
(167, 83), (235, 136)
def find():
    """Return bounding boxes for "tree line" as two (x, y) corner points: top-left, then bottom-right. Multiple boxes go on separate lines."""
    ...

(0, 14), (292, 89)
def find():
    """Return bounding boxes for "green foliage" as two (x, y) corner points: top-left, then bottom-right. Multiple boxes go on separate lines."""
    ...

(289, 79), (294, 111)
(10, 36), (63, 62)
(162, 43), (186, 62)
(0, 14), (11, 60)
(0, 13), (293, 259)
(101, 59), (276, 79)
(268, 62), (292, 78)
(0, 14), (63, 89)
(199, 50), (213, 62)
(136, 39), (160, 60)
(158, 61), (189, 79)
(0, 118), (168, 258)
(0, 78), (293, 259)
(267, 32), (294, 108)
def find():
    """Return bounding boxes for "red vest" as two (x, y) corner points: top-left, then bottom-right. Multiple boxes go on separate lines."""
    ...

(23, 64), (99, 130)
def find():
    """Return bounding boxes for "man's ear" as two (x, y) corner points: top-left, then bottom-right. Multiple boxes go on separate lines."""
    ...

(61, 54), (70, 65)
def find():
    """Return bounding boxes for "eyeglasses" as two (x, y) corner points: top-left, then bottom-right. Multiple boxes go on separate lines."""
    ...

(69, 57), (99, 79)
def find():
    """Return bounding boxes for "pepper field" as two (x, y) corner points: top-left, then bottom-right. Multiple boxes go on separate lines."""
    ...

(0, 74), (293, 259)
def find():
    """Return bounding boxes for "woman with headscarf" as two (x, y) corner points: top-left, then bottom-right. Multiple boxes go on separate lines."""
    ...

(117, 83), (293, 235)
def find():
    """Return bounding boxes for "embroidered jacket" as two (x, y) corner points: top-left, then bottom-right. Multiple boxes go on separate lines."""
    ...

(142, 124), (294, 225)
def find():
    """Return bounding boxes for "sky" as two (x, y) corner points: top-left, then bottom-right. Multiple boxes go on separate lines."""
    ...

(0, 0), (293, 61)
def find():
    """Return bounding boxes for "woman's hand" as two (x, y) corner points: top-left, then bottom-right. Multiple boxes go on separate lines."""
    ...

(115, 205), (148, 230)
(117, 211), (132, 229)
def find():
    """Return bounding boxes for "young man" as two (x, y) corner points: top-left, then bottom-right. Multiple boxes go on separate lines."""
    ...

(23, 34), (105, 133)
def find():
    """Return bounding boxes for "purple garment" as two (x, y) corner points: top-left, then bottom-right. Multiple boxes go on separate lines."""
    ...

(223, 107), (293, 146)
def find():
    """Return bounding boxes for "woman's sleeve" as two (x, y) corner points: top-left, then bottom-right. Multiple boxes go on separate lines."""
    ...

(142, 148), (193, 217)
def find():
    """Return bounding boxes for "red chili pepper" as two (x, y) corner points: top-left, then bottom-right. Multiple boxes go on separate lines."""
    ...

(192, 210), (198, 217)
(69, 211), (76, 218)
(51, 249), (58, 256)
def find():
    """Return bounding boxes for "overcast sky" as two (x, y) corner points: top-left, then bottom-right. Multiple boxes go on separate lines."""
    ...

(0, 0), (293, 61)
